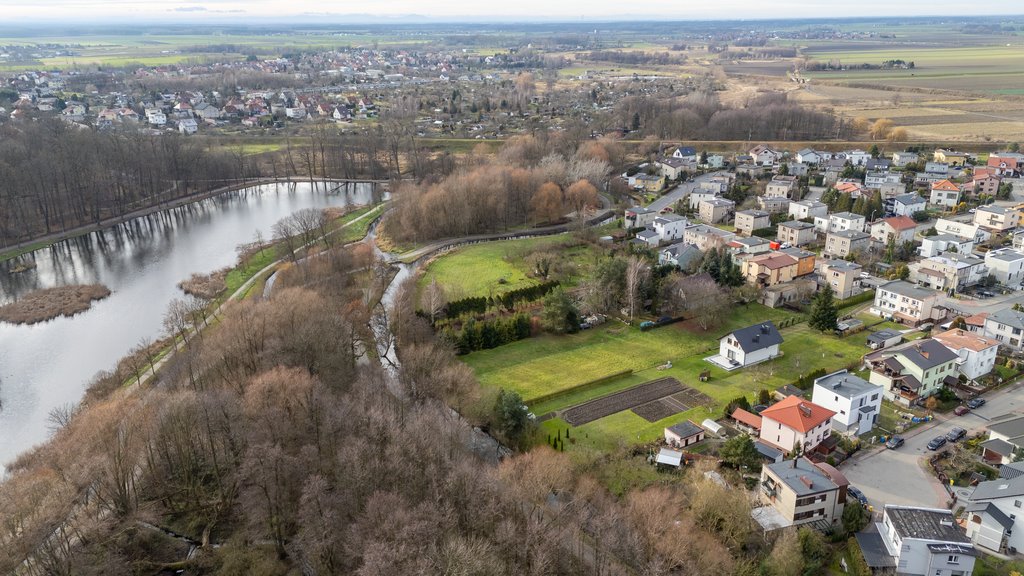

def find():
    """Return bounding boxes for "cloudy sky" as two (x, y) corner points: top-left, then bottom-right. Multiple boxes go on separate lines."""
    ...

(0, 0), (1016, 22)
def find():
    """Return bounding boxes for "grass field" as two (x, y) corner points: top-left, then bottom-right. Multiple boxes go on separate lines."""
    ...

(417, 235), (604, 301)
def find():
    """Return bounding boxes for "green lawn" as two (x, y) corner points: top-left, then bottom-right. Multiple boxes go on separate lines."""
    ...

(225, 248), (276, 298)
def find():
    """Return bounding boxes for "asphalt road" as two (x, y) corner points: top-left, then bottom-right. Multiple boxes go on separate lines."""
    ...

(645, 170), (728, 213)
(842, 380), (1024, 511)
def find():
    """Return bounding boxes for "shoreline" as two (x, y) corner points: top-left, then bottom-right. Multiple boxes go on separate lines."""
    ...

(0, 177), (387, 264)
(0, 284), (112, 325)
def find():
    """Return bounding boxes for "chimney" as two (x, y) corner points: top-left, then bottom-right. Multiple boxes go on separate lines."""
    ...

(753, 334), (760, 343)
(799, 475), (813, 489)
(761, 324), (770, 334)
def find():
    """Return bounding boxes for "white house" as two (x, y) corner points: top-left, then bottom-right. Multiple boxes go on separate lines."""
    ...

(890, 193), (927, 217)
(973, 205), (1020, 233)
(749, 144), (782, 166)
(664, 420), (705, 448)
(672, 146), (697, 161)
(811, 370), (883, 436)
(919, 234), (975, 258)
(765, 175), (799, 199)
(717, 321), (783, 369)
(930, 180), (962, 209)
(934, 218), (990, 244)
(625, 206), (659, 229)
(979, 413), (1024, 465)
(843, 149), (872, 166)
(789, 199), (828, 221)
(866, 170), (902, 189)
(932, 328), (999, 381)
(910, 253), (988, 292)
(795, 148), (824, 165)
(814, 211), (865, 234)
(892, 151), (920, 167)
(145, 108), (166, 126)
(758, 395), (835, 454)
(965, 474), (1024, 555)
(876, 506), (977, 576)
(983, 308), (1024, 351)
(985, 248), (1024, 287)
(652, 214), (689, 242)
(872, 281), (944, 325)
(177, 118), (198, 135)
(870, 216), (918, 245)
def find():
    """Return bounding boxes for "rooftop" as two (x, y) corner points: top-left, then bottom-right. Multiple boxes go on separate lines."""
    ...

(780, 220), (815, 230)
(932, 328), (999, 353)
(737, 209), (769, 218)
(895, 339), (960, 371)
(812, 370), (881, 400)
(878, 216), (917, 231)
(878, 280), (940, 301)
(987, 308), (1024, 331)
(666, 420), (704, 439)
(731, 408), (763, 430)
(987, 413), (1024, 442)
(867, 329), (903, 344)
(830, 230), (870, 240)
(884, 506), (970, 543)
(765, 457), (840, 497)
(831, 211), (864, 220)
(987, 249), (1024, 263)
(759, 395), (835, 433)
(726, 321), (784, 353)
(824, 259), (862, 272)
(750, 252), (798, 270)
(893, 193), (925, 204)
(969, 474), (1024, 502)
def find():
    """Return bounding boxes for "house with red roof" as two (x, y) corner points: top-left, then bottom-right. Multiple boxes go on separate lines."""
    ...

(869, 216), (918, 245)
(929, 179), (962, 208)
(758, 395), (836, 454)
(988, 153), (1022, 177)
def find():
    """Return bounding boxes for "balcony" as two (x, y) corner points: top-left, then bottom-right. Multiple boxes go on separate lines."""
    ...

(761, 480), (778, 498)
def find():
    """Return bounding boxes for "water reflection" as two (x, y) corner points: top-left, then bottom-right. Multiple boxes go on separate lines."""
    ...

(0, 181), (381, 469)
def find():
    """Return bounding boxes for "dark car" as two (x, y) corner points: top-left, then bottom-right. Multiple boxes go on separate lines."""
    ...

(927, 436), (948, 451)
(886, 436), (905, 449)
(847, 486), (868, 506)
(954, 405), (970, 416)
(967, 398), (986, 409)
(946, 427), (967, 442)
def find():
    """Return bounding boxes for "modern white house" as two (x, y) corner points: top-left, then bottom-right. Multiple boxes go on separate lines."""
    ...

(934, 218), (990, 244)
(872, 281), (944, 325)
(625, 206), (658, 229)
(919, 234), (975, 259)
(910, 253), (988, 292)
(932, 328), (999, 381)
(892, 151), (920, 167)
(814, 211), (866, 234)
(982, 308), (1024, 351)
(965, 474), (1024, 555)
(758, 395), (835, 454)
(979, 413), (1024, 466)
(985, 248), (1024, 287)
(811, 370), (883, 436)
(973, 205), (1020, 232)
(789, 199), (828, 221)
(874, 505), (977, 576)
(717, 321), (783, 369)
(651, 214), (688, 243)
(889, 193), (927, 217)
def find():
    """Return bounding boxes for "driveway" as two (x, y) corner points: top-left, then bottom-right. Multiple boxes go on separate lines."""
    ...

(842, 380), (1024, 511)
(645, 170), (728, 213)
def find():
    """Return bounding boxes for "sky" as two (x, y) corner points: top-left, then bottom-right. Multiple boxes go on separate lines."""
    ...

(0, 0), (1018, 24)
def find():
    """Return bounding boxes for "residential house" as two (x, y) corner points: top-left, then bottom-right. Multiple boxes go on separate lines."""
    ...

(890, 193), (927, 217)
(651, 214), (688, 243)
(823, 158), (848, 185)
(867, 329), (904, 350)
(1014, 230), (1024, 251)
(734, 210), (771, 236)
(656, 156), (690, 180)
(664, 420), (705, 448)
(982, 308), (1024, 351)
(920, 234), (975, 258)
(971, 173), (1002, 196)
(811, 370), (882, 436)
(742, 252), (799, 287)
(765, 175), (799, 199)
(985, 248), (1024, 287)
(145, 108), (166, 126)
(758, 457), (848, 529)
(930, 179), (962, 209)
(892, 151), (920, 167)
(988, 152), (1023, 177)
(749, 144), (782, 166)
(193, 102), (221, 121)
(932, 328), (999, 381)
(285, 107), (307, 120)
(634, 173), (666, 193)
(820, 259), (863, 299)
(718, 321), (783, 368)
(624, 206), (658, 229)
(910, 253), (987, 292)
(777, 221), (816, 247)
(757, 195), (790, 214)
(815, 211), (865, 234)
(796, 148), (825, 164)
(925, 161), (951, 176)
(758, 395), (835, 453)
(872, 280), (943, 325)
(736, 163), (767, 178)
(979, 413), (1024, 465)
(934, 149), (968, 166)
(824, 230), (870, 258)
(867, 339), (960, 405)
(780, 247), (816, 277)
(879, 181), (907, 199)
(688, 191), (719, 210)
(789, 200), (827, 221)
(731, 407), (762, 434)
(842, 149), (871, 166)
(684, 225), (736, 251)
(727, 236), (772, 256)
(934, 218), (990, 244)
(658, 242), (703, 270)
(835, 179), (869, 199)
(874, 505), (976, 576)
(177, 118), (198, 135)
(965, 474), (1024, 554)
(704, 153), (725, 168)
(866, 170), (902, 190)
(634, 229), (661, 247)
(698, 198), (735, 224)
(973, 204), (1019, 232)
(870, 216), (918, 245)
(671, 145), (697, 161)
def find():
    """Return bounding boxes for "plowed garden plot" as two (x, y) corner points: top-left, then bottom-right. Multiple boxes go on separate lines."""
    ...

(561, 378), (683, 426)
(674, 388), (714, 407)
(632, 397), (689, 422)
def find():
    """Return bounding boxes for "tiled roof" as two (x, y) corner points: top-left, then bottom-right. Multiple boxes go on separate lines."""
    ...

(760, 395), (835, 433)
(933, 329), (999, 353)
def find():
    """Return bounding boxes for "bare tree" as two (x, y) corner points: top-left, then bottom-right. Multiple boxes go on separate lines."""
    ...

(624, 256), (651, 320)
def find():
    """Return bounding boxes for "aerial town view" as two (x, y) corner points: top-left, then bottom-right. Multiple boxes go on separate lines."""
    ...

(2, 1), (1024, 574)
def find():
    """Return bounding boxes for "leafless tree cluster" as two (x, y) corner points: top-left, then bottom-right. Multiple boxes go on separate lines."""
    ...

(383, 136), (611, 242)
(0, 119), (255, 247)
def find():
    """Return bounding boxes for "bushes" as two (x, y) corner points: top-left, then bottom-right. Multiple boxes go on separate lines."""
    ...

(793, 368), (828, 391)
(444, 281), (560, 317)
(442, 314), (533, 355)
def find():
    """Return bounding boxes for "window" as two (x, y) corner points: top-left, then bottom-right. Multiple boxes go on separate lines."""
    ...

(947, 555), (959, 564)
(1015, 500), (1022, 509)
(871, 393), (879, 401)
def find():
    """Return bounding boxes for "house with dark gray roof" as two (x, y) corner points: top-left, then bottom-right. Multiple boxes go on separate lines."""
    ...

(867, 328), (903, 350)
(966, 473), (1024, 554)
(983, 308), (1024, 351)
(866, 339), (960, 407)
(664, 420), (705, 448)
(878, 505), (976, 576)
(756, 457), (847, 531)
(980, 413), (1024, 465)
(716, 321), (783, 368)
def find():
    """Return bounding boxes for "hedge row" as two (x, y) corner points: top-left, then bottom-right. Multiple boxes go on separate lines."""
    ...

(837, 289), (876, 309)
(440, 313), (532, 355)
(444, 280), (560, 318)
(524, 369), (634, 406)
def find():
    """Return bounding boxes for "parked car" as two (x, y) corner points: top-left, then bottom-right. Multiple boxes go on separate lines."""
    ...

(954, 405), (971, 416)
(946, 427), (967, 442)
(886, 436), (905, 449)
(927, 436), (948, 451)
(848, 486), (869, 506)
(967, 398), (986, 409)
